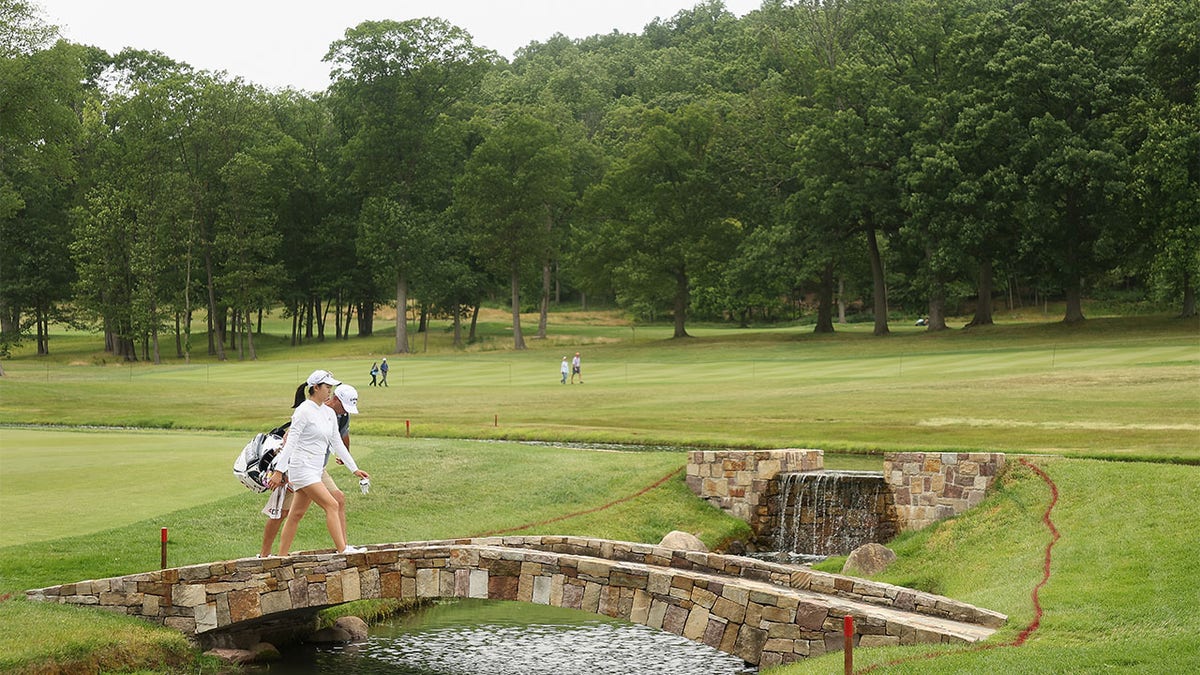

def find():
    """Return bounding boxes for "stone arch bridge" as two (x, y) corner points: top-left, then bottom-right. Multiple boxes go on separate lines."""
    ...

(27, 536), (1004, 669)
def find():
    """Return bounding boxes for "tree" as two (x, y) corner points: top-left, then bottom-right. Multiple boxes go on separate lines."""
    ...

(987, 0), (1140, 323)
(1, 33), (86, 354)
(456, 110), (573, 349)
(326, 18), (493, 351)
(587, 102), (739, 337)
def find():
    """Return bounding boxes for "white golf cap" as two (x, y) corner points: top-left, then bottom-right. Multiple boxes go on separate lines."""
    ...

(306, 369), (341, 387)
(335, 384), (359, 414)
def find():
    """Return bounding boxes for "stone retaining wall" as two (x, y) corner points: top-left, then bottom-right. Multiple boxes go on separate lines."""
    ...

(884, 453), (1006, 531)
(685, 449), (823, 531)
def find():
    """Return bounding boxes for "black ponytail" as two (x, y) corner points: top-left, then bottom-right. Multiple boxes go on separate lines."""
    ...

(292, 382), (307, 408)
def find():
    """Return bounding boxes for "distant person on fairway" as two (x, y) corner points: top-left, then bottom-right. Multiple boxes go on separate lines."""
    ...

(369, 361), (379, 386)
(266, 370), (369, 556)
(561, 356), (569, 384)
(260, 383), (360, 557)
(379, 358), (389, 387)
(571, 352), (583, 384)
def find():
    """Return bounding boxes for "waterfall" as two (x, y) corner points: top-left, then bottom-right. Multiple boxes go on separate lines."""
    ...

(774, 471), (898, 557)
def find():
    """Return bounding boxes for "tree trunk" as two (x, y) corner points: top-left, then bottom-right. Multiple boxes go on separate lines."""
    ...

(966, 259), (995, 327)
(814, 259), (835, 334)
(343, 302), (353, 340)
(537, 257), (550, 339)
(1064, 278), (1086, 323)
(866, 226), (890, 336)
(452, 304), (463, 348)
(927, 285), (948, 331)
(395, 271), (410, 353)
(205, 249), (225, 360)
(246, 309), (257, 360)
(334, 292), (343, 339)
(837, 277), (847, 323)
(151, 301), (161, 364)
(36, 306), (48, 355)
(1180, 270), (1196, 318)
(469, 304), (480, 343)
(358, 300), (374, 336)
(511, 264), (526, 350)
(672, 271), (691, 339)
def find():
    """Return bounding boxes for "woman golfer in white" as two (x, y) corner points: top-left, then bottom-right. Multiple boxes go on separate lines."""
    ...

(267, 370), (369, 555)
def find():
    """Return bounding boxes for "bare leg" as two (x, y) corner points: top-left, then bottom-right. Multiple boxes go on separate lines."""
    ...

(260, 509), (289, 557)
(278, 492), (313, 556)
(332, 488), (347, 543)
(298, 481), (347, 552)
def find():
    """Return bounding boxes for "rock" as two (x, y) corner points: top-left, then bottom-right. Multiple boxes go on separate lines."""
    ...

(841, 543), (897, 577)
(307, 625), (353, 643)
(251, 642), (282, 662)
(334, 615), (369, 640)
(723, 539), (747, 556)
(203, 648), (257, 665)
(659, 530), (708, 552)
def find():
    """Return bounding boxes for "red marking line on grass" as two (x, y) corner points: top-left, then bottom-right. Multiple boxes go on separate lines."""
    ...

(469, 466), (685, 538)
(857, 457), (1060, 672)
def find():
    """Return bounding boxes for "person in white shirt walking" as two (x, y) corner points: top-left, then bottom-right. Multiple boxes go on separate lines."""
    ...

(259, 383), (360, 558)
(267, 370), (369, 555)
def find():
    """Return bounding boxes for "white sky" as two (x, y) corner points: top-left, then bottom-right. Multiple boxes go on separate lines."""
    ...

(38, 0), (763, 92)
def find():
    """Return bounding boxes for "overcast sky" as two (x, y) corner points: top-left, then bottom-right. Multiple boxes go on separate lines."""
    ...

(38, 1), (762, 92)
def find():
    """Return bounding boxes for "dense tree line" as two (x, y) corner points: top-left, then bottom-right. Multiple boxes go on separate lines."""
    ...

(1, 0), (1196, 360)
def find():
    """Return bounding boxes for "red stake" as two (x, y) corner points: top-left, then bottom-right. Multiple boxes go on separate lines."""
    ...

(406, 419), (410, 437)
(160, 527), (168, 569)
(844, 615), (854, 675)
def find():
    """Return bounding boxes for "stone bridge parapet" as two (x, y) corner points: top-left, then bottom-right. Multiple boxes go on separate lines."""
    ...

(27, 536), (1004, 668)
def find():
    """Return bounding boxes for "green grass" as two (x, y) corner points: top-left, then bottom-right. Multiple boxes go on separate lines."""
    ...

(3, 312), (1197, 459)
(0, 309), (1197, 672)
(784, 458), (1200, 674)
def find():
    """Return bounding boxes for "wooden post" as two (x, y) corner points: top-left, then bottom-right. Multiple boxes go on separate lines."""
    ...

(160, 527), (168, 569)
(844, 615), (854, 674)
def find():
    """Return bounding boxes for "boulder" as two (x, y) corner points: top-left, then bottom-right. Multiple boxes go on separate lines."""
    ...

(307, 625), (353, 644)
(251, 642), (282, 662)
(659, 531), (708, 552)
(203, 648), (258, 665)
(841, 543), (897, 577)
(334, 615), (370, 640)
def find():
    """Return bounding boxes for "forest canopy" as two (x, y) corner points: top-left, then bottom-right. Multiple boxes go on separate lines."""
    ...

(1, 0), (1196, 361)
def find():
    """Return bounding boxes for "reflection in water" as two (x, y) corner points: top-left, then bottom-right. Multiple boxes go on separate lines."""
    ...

(268, 599), (756, 674)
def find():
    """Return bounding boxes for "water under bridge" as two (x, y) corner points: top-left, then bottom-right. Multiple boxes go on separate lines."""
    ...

(26, 536), (1004, 669)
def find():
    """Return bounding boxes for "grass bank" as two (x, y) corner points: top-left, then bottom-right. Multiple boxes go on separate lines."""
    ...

(0, 311), (1197, 672)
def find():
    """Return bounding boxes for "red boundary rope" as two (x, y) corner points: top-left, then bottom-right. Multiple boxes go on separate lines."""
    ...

(469, 465), (685, 538)
(857, 457), (1060, 672)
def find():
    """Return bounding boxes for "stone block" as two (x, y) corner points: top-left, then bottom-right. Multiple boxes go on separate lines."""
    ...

(532, 576), (552, 605)
(306, 582), (328, 606)
(260, 590), (291, 615)
(581, 582), (601, 613)
(468, 570), (489, 599)
(561, 582), (584, 610)
(683, 606), (710, 640)
(647, 599), (668, 629)
(860, 634), (901, 648)
(734, 624), (768, 665)
(489, 575), (518, 601)
(712, 597), (746, 623)
(630, 589), (652, 624)
(172, 584), (206, 608)
(415, 569), (438, 598)
(195, 603), (218, 633)
(662, 604), (689, 635)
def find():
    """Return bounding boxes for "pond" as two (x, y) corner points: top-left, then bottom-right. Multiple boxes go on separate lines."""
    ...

(264, 599), (756, 674)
